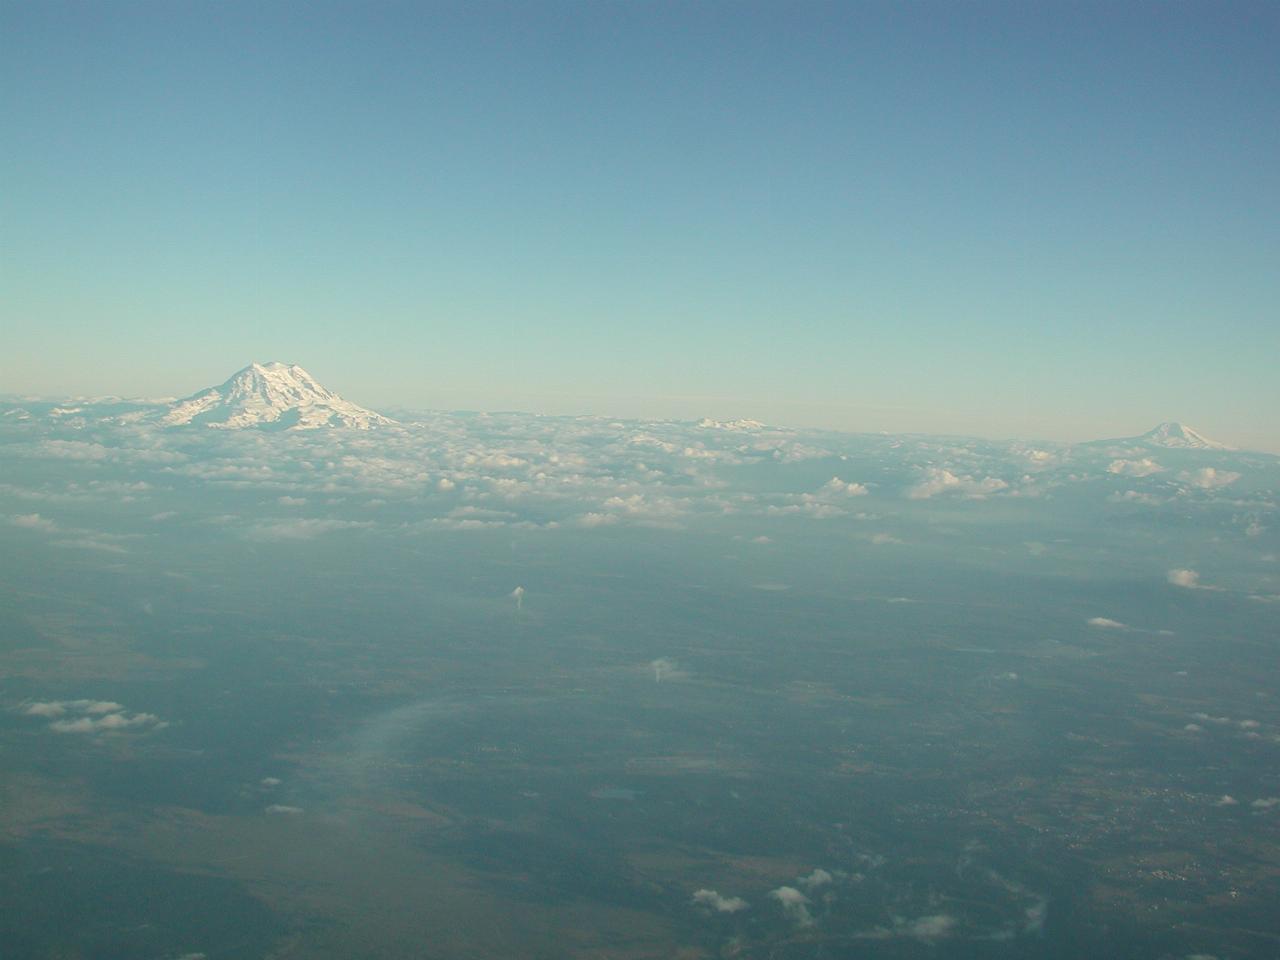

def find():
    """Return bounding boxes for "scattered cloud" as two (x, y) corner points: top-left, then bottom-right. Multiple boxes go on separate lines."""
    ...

(244, 518), (373, 540)
(1192, 712), (1232, 725)
(1168, 568), (1222, 591)
(1108, 458), (1163, 477)
(51, 712), (164, 734)
(649, 657), (688, 682)
(21, 699), (166, 735)
(692, 889), (748, 913)
(1177, 467), (1241, 489)
(24, 699), (122, 718)
(907, 468), (1008, 500)
(902, 914), (957, 941)
(1087, 617), (1129, 630)
(797, 868), (833, 889)
(858, 914), (959, 942)
(821, 477), (868, 497)
(8, 512), (58, 531)
(768, 886), (813, 926)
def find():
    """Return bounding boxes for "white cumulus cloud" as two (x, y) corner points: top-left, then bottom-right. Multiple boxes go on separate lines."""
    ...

(1108, 458), (1163, 477)
(768, 886), (813, 926)
(907, 468), (1008, 500)
(1177, 467), (1241, 489)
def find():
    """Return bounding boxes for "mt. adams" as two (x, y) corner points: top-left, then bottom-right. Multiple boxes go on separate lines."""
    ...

(161, 362), (394, 429)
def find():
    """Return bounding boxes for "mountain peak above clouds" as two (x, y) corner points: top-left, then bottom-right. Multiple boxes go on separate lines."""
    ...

(161, 362), (395, 429)
(1138, 422), (1231, 450)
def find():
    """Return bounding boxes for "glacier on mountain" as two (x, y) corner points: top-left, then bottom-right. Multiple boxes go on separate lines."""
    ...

(160, 362), (394, 430)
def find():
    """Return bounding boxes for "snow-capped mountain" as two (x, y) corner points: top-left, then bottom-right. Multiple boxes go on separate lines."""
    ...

(162, 362), (395, 430)
(1082, 421), (1233, 452)
(1136, 422), (1231, 451)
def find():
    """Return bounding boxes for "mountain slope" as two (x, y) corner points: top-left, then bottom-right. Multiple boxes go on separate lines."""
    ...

(1136, 422), (1231, 450)
(162, 362), (394, 429)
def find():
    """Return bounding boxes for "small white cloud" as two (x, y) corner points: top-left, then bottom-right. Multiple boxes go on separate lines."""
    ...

(1168, 569), (1202, 589)
(907, 468), (1007, 500)
(1108, 458), (1163, 477)
(903, 914), (956, 941)
(1251, 797), (1280, 810)
(692, 888), (748, 913)
(768, 886), (813, 927)
(265, 804), (304, 815)
(1109, 489), (1161, 505)
(23, 701), (68, 717)
(1215, 795), (1238, 806)
(260, 777), (282, 788)
(797, 868), (833, 889)
(52, 537), (130, 554)
(244, 518), (372, 541)
(1087, 617), (1129, 630)
(822, 477), (869, 497)
(50, 711), (163, 734)
(649, 657), (687, 682)
(9, 513), (58, 531)
(1192, 712), (1232, 725)
(1024, 899), (1049, 935)
(22, 698), (164, 734)
(1177, 467), (1240, 490)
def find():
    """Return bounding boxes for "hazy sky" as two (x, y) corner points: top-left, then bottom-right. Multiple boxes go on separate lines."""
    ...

(3, 2), (1277, 448)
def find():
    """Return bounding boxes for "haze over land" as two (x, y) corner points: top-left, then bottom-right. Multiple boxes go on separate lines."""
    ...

(2, 365), (1278, 958)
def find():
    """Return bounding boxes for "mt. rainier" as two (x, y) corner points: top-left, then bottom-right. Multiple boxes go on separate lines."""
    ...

(1135, 422), (1231, 451)
(161, 362), (394, 429)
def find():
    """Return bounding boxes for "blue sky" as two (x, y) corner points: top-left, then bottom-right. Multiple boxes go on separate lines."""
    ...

(3, 1), (1277, 448)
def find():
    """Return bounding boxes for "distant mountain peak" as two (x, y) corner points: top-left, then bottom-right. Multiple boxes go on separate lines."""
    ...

(1138, 422), (1231, 450)
(162, 362), (395, 430)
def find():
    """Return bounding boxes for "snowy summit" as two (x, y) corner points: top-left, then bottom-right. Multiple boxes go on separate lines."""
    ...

(1137, 422), (1231, 451)
(162, 362), (395, 430)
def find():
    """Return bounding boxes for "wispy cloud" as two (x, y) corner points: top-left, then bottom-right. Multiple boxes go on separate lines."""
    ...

(22, 699), (166, 735)
(1087, 617), (1129, 630)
